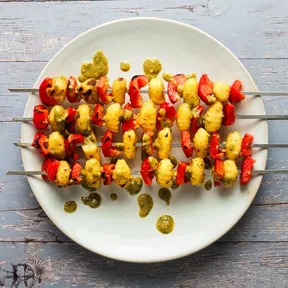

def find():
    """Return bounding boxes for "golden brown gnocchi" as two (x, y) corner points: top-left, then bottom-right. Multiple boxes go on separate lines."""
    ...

(193, 128), (210, 158)
(213, 81), (230, 102)
(203, 100), (223, 134)
(104, 103), (122, 133)
(82, 130), (101, 163)
(78, 78), (98, 104)
(154, 127), (172, 159)
(148, 77), (165, 105)
(112, 77), (127, 105)
(55, 160), (71, 187)
(123, 130), (137, 159)
(156, 158), (174, 188)
(113, 159), (132, 188)
(82, 159), (102, 190)
(189, 157), (205, 186)
(183, 78), (200, 107)
(139, 100), (157, 133)
(176, 103), (191, 131)
(46, 76), (68, 103)
(226, 131), (242, 160)
(223, 159), (238, 188)
(47, 131), (66, 159)
(48, 105), (68, 133)
(76, 104), (92, 136)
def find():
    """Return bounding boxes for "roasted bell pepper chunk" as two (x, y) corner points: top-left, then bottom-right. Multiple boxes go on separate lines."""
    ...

(240, 156), (255, 185)
(91, 104), (105, 126)
(70, 162), (82, 184)
(230, 80), (245, 102)
(141, 132), (154, 160)
(141, 157), (155, 186)
(176, 161), (190, 185)
(181, 131), (193, 158)
(210, 132), (224, 159)
(156, 102), (178, 130)
(102, 130), (121, 157)
(32, 131), (49, 157)
(65, 106), (77, 134)
(241, 133), (254, 157)
(122, 103), (138, 132)
(66, 76), (79, 103)
(128, 75), (149, 108)
(97, 76), (113, 104)
(39, 77), (57, 106)
(65, 134), (85, 160)
(191, 105), (204, 134)
(167, 74), (186, 104)
(33, 105), (49, 130)
(223, 102), (235, 126)
(42, 157), (60, 182)
(198, 74), (214, 104)
(212, 159), (224, 186)
(101, 163), (115, 185)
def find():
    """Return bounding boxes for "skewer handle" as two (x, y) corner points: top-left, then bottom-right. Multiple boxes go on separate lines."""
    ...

(12, 117), (33, 122)
(236, 115), (288, 120)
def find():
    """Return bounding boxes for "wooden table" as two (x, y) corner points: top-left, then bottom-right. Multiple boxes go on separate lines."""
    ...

(1, 0), (288, 287)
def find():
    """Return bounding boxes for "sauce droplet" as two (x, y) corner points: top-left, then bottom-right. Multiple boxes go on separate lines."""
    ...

(110, 193), (118, 201)
(81, 193), (102, 208)
(162, 71), (173, 82)
(158, 188), (171, 206)
(64, 200), (77, 213)
(120, 61), (131, 72)
(143, 58), (162, 81)
(138, 193), (153, 218)
(126, 177), (143, 195)
(205, 179), (212, 190)
(156, 214), (174, 234)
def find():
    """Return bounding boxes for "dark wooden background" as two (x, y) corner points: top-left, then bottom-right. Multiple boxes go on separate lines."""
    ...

(0, 0), (288, 287)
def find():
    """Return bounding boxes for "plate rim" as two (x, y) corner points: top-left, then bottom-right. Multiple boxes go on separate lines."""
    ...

(21, 17), (268, 263)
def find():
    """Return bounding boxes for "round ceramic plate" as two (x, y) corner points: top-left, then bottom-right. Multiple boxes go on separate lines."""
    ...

(21, 18), (267, 263)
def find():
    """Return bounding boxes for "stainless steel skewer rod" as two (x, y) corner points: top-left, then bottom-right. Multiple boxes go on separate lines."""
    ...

(12, 142), (288, 149)
(8, 88), (288, 96)
(6, 169), (288, 177)
(10, 115), (288, 123)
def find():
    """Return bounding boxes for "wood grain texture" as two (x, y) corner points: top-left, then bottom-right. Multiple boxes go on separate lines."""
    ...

(0, 242), (287, 287)
(0, 0), (288, 61)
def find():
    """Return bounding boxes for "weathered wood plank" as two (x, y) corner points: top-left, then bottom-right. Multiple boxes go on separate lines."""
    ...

(0, 242), (287, 287)
(0, 204), (287, 242)
(0, 0), (288, 61)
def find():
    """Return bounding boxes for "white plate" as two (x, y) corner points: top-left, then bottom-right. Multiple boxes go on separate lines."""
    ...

(22, 18), (267, 263)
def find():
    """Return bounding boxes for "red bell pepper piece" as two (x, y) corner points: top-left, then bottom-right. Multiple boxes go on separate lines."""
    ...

(176, 161), (190, 185)
(191, 105), (204, 134)
(101, 163), (115, 185)
(241, 133), (254, 157)
(91, 104), (105, 126)
(212, 159), (224, 186)
(97, 76), (113, 104)
(39, 77), (57, 106)
(156, 102), (178, 130)
(230, 80), (245, 102)
(141, 132), (154, 160)
(198, 74), (214, 104)
(102, 130), (121, 157)
(42, 157), (60, 182)
(167, 74), (186, 104)
(70, 162), (82, 184)
(141, 157), (155, 186)
(210, 132), (224, 159)
(240, 156), (255, 185)
(223, 102), (235, 126)
(33, 105), (49, 130)
(128, 75), (149, 108)
(65, 134), (85, 160)
(65, 106), (77, 134)
(32, 132), (49, 157)
(66, 76), (79, 103)
(181, 131), (193, 158)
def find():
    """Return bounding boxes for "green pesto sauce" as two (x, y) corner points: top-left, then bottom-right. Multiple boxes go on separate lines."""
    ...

(81, 193), (101, 208)
(138, 193), (153, 218)
(156, 214), (174, 234)
(126, 177), (143, 195)
(110, 193), (118, 201)
(120, 61), (131, 72)
(64, 201), (77, 213)
(143, 58), (162, 81)
(78, 50), (109, 83)
(162, 71), (173, 82)
(158, 188), (171, 206)
(205, 180), (212, 190)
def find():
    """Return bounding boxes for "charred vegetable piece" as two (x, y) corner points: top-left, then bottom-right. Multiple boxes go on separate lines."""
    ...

(128, 75), (149, 108)
(181, 131), (193, 158)
(156, 102), (178, 130)
(32, 131), (49, 157)
(66, 76), (79, 103)
(198, 74), (215, 104)
(33, 105), (49, 130)
(167, 74), (186, 104)
(240, 156), (255, 185)
(241, 133), (254, 157)
(230, 80), (245, 102)
(65, 134), (85, 160)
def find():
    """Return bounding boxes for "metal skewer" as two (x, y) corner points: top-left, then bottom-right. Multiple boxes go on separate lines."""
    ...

(8, 88), (288, 97)
(12, 142), (288, 149)
(6, 169), (288, 177)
